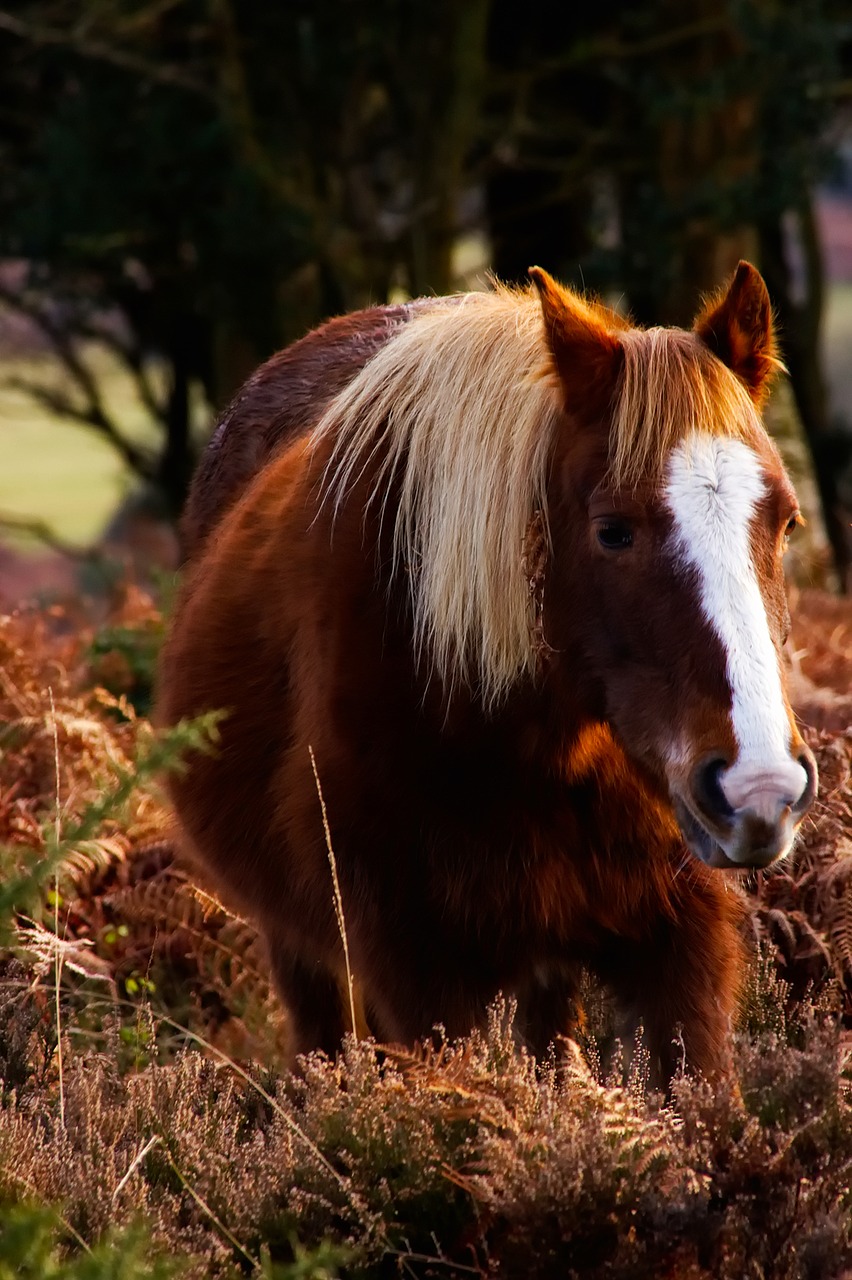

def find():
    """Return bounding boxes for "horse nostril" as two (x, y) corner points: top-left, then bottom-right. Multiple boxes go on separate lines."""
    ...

(794, 751), (818, 814)
(691, 757), (735, 823)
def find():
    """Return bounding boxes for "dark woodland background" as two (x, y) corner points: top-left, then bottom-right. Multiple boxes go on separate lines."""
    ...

(2, 1), (852, 581)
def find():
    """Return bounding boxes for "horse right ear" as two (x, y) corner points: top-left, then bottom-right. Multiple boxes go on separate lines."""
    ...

(693, 261), (781, 408)
(529, 266), (622, 408)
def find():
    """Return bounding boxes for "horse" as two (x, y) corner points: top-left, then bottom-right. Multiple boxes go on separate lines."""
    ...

(158, 261), (817, 1083)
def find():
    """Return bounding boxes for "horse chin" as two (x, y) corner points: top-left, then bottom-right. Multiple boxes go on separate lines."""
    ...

(672, 794), (797, 871)
(671, 797), (741, 870)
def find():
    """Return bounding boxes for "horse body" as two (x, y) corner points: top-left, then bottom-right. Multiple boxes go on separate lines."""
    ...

(159, 263), (815, 1080)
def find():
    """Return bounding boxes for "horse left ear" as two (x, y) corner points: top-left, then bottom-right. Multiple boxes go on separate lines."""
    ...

(693, 261), (781, 408)
(529, 266), (622, 409)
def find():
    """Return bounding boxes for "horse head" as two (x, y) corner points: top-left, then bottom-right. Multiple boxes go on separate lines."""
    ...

(532, 262), (817, 870)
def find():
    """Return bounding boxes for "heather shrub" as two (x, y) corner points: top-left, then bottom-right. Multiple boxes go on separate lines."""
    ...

(0, 993), (849, 1279)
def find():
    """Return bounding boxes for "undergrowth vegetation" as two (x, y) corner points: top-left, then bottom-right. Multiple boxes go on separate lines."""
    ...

(0, 584), (851, 1278)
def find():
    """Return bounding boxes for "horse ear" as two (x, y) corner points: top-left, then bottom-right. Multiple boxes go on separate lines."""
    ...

(693, 261), (781, 408)
(528, 266), (621, 406)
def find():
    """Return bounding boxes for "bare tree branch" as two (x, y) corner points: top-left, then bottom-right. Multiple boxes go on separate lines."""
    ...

(72, 318), (166, 427)
(0, 9), (214, 97)
(0, 510), (97, 560)
(111, 0), (189, 38)
(2, 374), (156, 478)
(0, 284), (158, 478)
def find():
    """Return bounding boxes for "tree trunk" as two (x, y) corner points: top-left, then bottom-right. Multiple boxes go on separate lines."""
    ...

(759, 205), (852, 590)
(405, 0), (491, 295)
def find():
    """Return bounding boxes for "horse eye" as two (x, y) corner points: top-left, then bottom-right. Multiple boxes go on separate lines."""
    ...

(596, 519), (634, 551)
(782, 513), (801, 551)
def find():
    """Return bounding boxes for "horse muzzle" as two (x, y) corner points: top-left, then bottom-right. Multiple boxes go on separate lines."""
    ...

(672, 746), (818, 870)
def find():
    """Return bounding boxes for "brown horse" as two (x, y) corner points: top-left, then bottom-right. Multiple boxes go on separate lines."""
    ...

(158, 262), (817, 1082)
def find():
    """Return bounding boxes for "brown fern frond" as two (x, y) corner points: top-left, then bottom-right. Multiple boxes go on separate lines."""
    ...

(830, 876), (852, 982)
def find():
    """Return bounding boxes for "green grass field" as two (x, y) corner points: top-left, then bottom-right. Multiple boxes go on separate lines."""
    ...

(0, 346), (203, 548)
(0, 388), (134, 546)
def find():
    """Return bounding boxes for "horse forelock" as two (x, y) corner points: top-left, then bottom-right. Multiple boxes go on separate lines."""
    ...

(312, 287), (771, 708)
(608, 328), (763, 491)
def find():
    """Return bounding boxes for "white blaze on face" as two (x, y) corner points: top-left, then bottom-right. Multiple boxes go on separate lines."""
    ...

(664, 433), (805, 814)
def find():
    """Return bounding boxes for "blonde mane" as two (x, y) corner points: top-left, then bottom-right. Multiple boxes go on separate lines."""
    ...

(313, 285), (764, 707)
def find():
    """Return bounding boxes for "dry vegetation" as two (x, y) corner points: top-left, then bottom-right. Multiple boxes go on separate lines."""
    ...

(0, 583), (851, 1278)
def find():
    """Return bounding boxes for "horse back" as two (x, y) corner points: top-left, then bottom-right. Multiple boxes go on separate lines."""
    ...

(181, 301), (422, 559)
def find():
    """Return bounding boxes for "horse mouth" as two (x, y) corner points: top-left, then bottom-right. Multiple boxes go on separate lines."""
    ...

(671, 795), (790, 871)
(672, 798), (738, 868)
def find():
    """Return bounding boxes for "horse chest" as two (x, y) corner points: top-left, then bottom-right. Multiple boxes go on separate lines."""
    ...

(417, 768), (671, 954)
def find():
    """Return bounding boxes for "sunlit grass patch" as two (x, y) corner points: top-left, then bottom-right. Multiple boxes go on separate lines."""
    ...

(0, 342), (209, 547)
